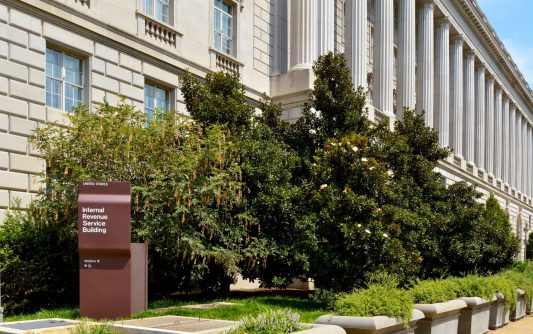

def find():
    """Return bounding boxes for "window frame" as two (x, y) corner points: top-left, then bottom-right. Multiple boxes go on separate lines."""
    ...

(142, 0), (174, 24)
(212, 0), (239, 56)
(45, 47), (86, 112)
(144, 81), (172, 120)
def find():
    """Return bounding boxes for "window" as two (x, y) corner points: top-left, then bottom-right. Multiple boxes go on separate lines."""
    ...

(46, 48), (84, 112)
(144, 83), (169, 120)
(214, 0), (234, 55)
(143, 0), (170, 23)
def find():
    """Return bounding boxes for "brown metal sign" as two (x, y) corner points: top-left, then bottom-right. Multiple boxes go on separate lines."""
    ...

(78, 181), (131, 252)
(78, 181), (147, 319)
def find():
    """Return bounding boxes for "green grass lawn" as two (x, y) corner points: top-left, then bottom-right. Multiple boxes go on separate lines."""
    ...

(3, 296), (330, 324)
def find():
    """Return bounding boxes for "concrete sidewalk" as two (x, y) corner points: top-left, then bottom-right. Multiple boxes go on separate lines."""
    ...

(489, 316), (533, 334)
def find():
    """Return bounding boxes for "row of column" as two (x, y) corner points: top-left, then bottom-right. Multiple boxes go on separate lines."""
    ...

(344, 0), (533, 197)
(288, 0), (533, 198)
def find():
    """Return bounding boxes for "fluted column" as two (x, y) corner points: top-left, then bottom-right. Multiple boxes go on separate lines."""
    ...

(502, 96), (510, 183)
(316, 0), (334, 56)
(529, 126), (533, 196)
(475, 66), (486, 170)
(290, 0), (316, 69)
(373, 0), (394, 114)
(521, 118), (529, 194)
(463, 51), (475, 163)
(494, 87), (503, 179)
(345, 0), (367, 88)
(516, 113), (522, 192)
(397, 0), (416, 119)
(416, 2), (434, 127)
(510, 105), (516, 188)
(435, 18), (450, 147)
(450, 36), (464, 156)
(485, 77), (494, 174)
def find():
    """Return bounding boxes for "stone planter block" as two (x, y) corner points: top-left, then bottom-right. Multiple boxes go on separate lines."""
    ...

(528, 296), (533, 315)
(297, 324), (346, 334)
(511, 289), (526, 321)
(413, 299), (467, 334)
(458, 297), (490, 334)
(489, 293), (509, 330)
(315, 310), (425, 334)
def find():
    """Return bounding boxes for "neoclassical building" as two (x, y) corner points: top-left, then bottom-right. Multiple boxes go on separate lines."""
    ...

(0, 0), (532, 257)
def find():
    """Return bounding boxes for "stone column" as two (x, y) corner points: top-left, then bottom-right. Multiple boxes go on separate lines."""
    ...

(373, 0), (394, 114)
(416, 2), (434, 127)
(520, 118), (529, 194)
(450, 36), (464, 156)
(463, 51), (475, 163)
(510, 105), (516, 188)
(485, 77), (494, 174)
(290, 0), (316, 69)
(502, 96), (510, 184)
(316, 0), (335, 56)
(517, 113), (522, 192)
(345, 0), (367, 88)
(526, 123), (533, 197)
(529, 126), (533, 196)
(494, 87), (502, 179)
(475, 66), (486, 170)
(397, 0), (416, 119)
(435, 18), (450, 147)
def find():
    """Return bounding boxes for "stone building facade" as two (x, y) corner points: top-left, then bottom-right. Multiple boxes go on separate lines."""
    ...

(0, 0), (532, 257)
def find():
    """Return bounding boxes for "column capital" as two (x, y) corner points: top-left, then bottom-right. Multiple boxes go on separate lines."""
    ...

(451, 33), (464, 43)
(436, 17), (450, 26)
(466, 50), (475, 58)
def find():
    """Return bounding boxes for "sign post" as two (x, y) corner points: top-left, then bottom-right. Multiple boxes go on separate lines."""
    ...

(78, 181), (147, 319)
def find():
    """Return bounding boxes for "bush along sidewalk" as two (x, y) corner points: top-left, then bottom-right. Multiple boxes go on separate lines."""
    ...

(315, 279), (424, 334)
(314, 267), (533, 334)
(451, 275), (494, 334)
(410, 278), (467, 334)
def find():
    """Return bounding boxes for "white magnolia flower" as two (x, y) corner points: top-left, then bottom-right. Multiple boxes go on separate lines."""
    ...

(387, 170), (394, 176)
(357, 224), (362, 228)
(383, 233), (389, 238)
(365, 229), (371, 234)
(320, 184), (328, 190)
(369, 166), (375, 171)
(352, 146), (359, 152)
(361, 157), (368, 162)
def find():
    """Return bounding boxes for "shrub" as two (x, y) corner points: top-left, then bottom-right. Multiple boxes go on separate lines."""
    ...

(486, 275), (518, 311)
(228, 309), (302, 334)
(335, 281), (413, 326)
(71, 322), (119, 334)
(500, 269), (533, 308)
(450, 275), (494, 300)
(7, 101), (256, 309)
(410, 279), (457, 304)
(0, 208), (77, 314)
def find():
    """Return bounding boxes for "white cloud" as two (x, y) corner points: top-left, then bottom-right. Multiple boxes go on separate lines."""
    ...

(501, 39), (533, 88)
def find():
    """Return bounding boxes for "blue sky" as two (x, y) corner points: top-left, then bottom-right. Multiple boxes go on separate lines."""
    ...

(477, 0), (533, 87)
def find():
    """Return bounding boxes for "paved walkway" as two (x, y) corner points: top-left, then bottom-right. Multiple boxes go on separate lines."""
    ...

(489, 316), (533, 334)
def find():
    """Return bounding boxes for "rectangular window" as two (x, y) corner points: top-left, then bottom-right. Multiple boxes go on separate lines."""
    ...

(143, 0), (170, 23)
(46, 48), (84, 112)
(144, 83), (169, 120)
(214, 0), (233, 55)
